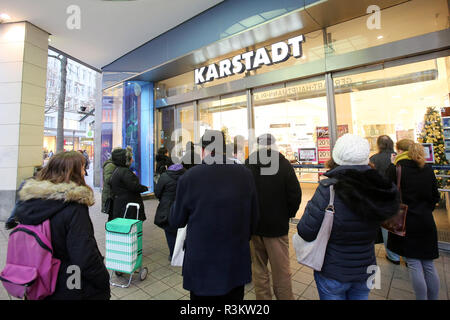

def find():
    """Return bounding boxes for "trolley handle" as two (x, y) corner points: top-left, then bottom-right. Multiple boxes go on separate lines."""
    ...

(124, 203), (140, 220)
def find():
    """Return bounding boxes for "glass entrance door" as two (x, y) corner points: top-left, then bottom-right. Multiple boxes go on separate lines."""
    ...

(175, 103), (194, 160)
(253, 76), (329, 220)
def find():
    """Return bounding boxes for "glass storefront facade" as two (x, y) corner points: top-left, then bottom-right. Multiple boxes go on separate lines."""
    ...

(102, 0), (450, 244)
(101, 81), (154, 192)
(334, 58), (450, 152)
(155, 54), (450, 243)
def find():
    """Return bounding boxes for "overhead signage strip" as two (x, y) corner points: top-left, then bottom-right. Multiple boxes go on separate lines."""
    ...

(194, 35), (305, 85)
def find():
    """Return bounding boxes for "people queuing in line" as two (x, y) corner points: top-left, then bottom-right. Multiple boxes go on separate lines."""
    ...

(7, 133), (445, 301)
(244, 134), (301, 300)
(14, 151), (110, 300)
(154, 163), (186, 261)
(386, 139), (441, 300)
(369, 135), (403, 265)
(297, 134), (400, 300)
(169, 130), (259, 300)
(110, 146), (148, 221)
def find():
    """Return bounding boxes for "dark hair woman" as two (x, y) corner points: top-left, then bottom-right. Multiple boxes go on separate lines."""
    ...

(14, 151), (110, 300)
(386, 139), (441, 300)
(156, 147), (173, 175)
(369, 135), (401, 265)
(154, 163), (186, 260)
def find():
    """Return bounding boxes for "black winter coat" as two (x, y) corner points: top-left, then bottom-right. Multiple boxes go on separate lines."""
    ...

(297, 165), (400, 283)
(386, 160), (440, 260)
(245, 150), (301, 237)
(170, 156), (260, 296)
(14, 179), (110, 300)
(154, 167), (186, 232)
(370, 150), (396, 179)
(111, 155), (148, 221)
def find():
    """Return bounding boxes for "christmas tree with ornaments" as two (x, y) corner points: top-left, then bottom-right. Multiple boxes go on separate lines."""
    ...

(418, 106), (449, 190)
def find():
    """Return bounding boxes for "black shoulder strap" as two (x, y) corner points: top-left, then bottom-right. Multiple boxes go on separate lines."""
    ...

(108, 167), (119, 187)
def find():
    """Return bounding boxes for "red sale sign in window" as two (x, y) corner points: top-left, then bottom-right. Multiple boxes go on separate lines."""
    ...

(316, 125), (348, 164)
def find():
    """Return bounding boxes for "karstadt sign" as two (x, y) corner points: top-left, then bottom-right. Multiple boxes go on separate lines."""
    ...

(194, 35), (305, 85)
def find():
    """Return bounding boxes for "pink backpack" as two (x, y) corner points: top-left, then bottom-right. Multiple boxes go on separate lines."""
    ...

(0, 220), (61, 300)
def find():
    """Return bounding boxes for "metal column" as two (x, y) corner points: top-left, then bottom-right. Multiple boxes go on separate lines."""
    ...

(193, 100), (200, 144)
(246, 88), (256, 154)
(325, 73), (338, 151)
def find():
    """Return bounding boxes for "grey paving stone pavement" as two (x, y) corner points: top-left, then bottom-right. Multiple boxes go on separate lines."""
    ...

(0, 183), (449, 300)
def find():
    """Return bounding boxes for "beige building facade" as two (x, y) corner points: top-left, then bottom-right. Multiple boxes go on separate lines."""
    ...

(0, 22), (49, 220)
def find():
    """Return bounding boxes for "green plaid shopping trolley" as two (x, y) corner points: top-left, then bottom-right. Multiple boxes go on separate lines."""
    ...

(105, 203), (148, 288)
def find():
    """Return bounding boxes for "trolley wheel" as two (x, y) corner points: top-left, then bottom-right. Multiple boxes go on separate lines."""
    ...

(139, 267), (148, 281)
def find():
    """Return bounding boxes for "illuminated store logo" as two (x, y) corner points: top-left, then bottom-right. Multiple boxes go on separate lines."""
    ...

(194, 35), (305, 85)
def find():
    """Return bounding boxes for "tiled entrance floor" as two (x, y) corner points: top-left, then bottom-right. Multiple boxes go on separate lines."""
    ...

(0, 190), (449, 300)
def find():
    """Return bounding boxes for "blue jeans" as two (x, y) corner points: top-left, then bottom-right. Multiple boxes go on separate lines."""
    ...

(381, 227), (400, 262)
(405, 258), (440, 300)
(314, 272), (370, 300)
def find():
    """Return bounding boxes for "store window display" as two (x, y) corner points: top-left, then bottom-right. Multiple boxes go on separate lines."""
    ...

(101, 82), (153, 191)
(334, 56), (450, 243)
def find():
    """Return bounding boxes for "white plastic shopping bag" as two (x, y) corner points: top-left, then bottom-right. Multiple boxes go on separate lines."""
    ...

(293, 185), (335, 271)
(171, 226), (186, 267)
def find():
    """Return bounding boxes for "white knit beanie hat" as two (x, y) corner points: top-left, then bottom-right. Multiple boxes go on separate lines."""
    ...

(332, 134), (370, 166)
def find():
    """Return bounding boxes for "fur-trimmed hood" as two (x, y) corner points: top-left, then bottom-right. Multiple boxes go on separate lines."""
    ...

(112, 146), (133, 168)
(325, 165), (400, 221)
(15, 179), (95, 226)
(19, 179), (95, 206)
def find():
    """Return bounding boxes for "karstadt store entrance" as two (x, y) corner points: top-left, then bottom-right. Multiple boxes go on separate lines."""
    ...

(101, 0), (450, 247)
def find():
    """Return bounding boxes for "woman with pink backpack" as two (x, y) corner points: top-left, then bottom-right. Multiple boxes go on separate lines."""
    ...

(8, 151), (110, 300)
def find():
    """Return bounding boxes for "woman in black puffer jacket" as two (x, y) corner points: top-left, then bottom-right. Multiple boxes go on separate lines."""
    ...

(297, 134), (399, 300)
(110, 147), (148, 221)
(154, 163), (186, 260)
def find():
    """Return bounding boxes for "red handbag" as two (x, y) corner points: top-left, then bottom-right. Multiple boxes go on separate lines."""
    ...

(382, 165), (407, 237)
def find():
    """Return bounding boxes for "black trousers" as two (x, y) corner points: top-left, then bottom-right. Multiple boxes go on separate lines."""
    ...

(190, 285), (245, 301)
